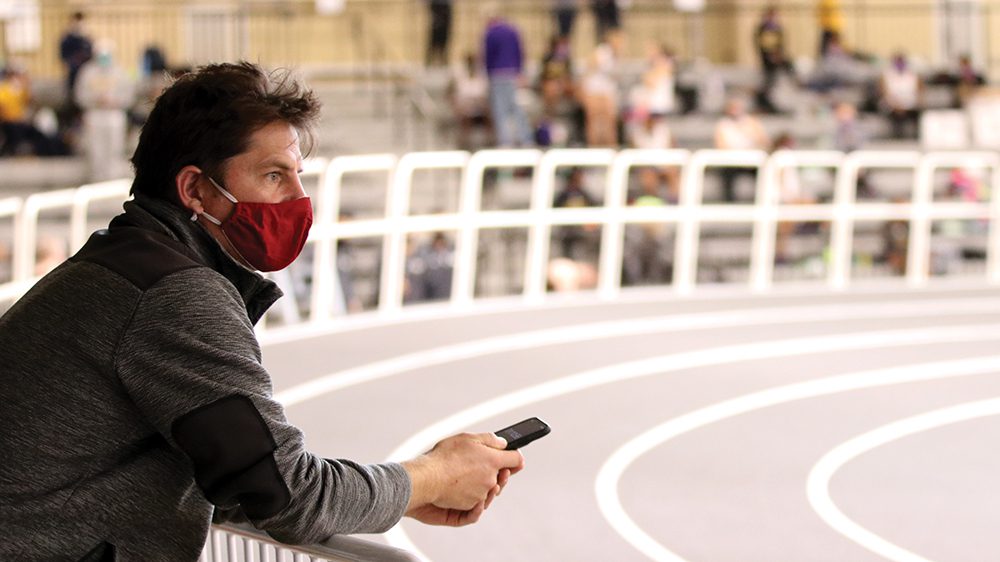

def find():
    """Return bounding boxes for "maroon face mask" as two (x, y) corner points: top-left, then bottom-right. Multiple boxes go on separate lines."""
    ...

(192, 176), (313, 272)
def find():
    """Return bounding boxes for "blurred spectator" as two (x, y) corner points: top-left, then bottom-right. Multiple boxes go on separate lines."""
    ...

(817, 0), (845, 57)
(539, 35), (575, 114)
(579, 31), (623, 147)
(547, 257), (597, 291)
(807, 32), (863, 93)
(628, 44), (675, 151)
(952, 54), (986, 108)
(448, 52), (490, 150)
(426, 0), (453, 67)
(833, 100), (866, 152)
(58, 11), (92, 114)
(947, 167), (987, 202)
(552, 0), (579, 39)
(771, 133), (815, 263)
(404, 232), (454, 303)
(590, 0), (621, 44)
(755, 6), (793, 114)
(880, 52), (923, 139)
(131, 45), (171, 128)
(483, 8), (533, 147)
(623, 170), (672, 285)
(882, 212), (909, 276)
(553, 167), (600, 260)
(0, 65), (65, 157)
(714, 97), (769, 202)
(75, 40), (135, 181)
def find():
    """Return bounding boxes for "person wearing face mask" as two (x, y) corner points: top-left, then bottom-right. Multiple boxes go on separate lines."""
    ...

(0, 62), (525, 561)
(75, 38), (135, 181)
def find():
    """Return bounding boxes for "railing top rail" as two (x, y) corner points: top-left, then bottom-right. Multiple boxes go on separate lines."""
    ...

(211, 523), (420, 562)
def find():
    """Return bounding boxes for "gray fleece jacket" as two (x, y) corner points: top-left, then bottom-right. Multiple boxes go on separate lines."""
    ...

(0, 195), (410, 561)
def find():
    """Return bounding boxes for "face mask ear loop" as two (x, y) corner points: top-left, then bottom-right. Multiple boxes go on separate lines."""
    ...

(207, 176), (240, 204)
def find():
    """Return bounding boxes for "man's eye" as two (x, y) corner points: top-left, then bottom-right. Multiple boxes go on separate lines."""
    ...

(266, 172), (281, 183)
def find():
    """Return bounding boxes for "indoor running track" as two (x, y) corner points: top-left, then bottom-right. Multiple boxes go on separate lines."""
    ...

(261, 283), (1000, 562)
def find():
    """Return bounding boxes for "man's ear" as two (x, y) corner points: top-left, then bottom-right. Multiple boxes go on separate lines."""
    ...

(175, 165), (205, 215)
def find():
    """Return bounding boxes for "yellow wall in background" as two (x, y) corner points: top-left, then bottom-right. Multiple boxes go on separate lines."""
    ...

(2, 1), (998, 82)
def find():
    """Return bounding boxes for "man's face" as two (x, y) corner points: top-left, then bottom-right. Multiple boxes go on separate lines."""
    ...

(210, 121), (305, 207)
(198, 120), (306, 268)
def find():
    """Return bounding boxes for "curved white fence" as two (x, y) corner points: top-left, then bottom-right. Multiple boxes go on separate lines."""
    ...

(2, 148), (999, 330)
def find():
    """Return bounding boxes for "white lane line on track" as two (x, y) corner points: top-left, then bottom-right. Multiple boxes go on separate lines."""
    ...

(807, 397), (1000, 562)
(274, 298), (1000, 407)
(382, 326), (1000, 560)
(260, 285), (986, 346)
(595, 358), (1000, 562)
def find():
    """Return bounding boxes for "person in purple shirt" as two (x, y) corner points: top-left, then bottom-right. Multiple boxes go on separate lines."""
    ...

(483, 8), (533, 147)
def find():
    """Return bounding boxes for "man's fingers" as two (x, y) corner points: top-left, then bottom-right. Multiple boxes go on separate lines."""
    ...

(479, 432), (508, 450)
(505, 449), (526, 473)
(497, 467), (511, 491)
(459, 502), (485, 526)
(484, 484), (501, 509)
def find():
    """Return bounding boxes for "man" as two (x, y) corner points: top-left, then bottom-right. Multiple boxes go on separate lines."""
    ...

(552, 0), (579, 39)
(754, 6), (791, 114)
(483, 7), (533, 147)
(425, 0), (453, 67)
(0, 62), (524, 561)
(59, 11), (92, 114)
(590, 0), (620, 44)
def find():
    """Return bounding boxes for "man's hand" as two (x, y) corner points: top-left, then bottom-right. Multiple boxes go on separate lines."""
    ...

(402, 432), (524, 527)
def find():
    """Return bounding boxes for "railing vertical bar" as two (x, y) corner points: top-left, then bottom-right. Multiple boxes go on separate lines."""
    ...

(212, 529), (223, 562)
(244, 536), (255, 562)
(830, 155), (860, 289)
(453, 150), (541, 305)
(750, 152), (780, 291)
(675, 151), (705, 293)
(379, 151), (469, 314)
(524, 149), (616, 301)
(909, 155), (939, 286)
(598, 151), (632, 300)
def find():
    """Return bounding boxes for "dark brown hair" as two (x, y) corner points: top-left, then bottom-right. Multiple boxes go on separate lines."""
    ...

(130, 61), (320, 201)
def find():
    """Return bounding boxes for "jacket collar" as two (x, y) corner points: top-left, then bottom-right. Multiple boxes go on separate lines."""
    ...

(110, 194), (283, 325)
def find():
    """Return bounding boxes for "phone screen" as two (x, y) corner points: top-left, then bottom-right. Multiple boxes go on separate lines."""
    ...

(496, 417), (550, 450)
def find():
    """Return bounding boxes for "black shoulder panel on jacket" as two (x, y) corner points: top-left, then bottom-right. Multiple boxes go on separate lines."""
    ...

(172, 395), (291, 521)
(72, 227), (204, 290)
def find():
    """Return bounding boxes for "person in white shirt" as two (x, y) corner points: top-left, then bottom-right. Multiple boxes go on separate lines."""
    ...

(879, 52), (923, 139)
(448, 52), (490, 149)
(74, 39), (134, 181)
(713, 96), (769, 202)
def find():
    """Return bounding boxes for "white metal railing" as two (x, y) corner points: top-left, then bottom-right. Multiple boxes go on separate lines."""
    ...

(202, 523), (419, 562)
(3, 149), (999, 324)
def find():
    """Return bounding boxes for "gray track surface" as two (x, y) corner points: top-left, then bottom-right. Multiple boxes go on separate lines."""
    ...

(263, 283), (1000, 562)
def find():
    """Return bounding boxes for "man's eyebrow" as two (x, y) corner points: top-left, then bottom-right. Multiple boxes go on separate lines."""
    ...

(257, 159), (299, 172)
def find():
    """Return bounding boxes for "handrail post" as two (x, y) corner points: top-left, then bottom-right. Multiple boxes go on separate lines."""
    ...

(598, 149), (690, 299)
(310, 154), (397, 323)
(453, 149), (542, 305)
(524, 149), (615, 301)
(378, 151), (469, 314)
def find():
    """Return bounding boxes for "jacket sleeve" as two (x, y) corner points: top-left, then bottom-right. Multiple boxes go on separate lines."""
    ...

(114, 267), (410, 543)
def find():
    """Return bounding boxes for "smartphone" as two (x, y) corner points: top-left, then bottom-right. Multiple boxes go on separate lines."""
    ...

(495, 417), (551, 450)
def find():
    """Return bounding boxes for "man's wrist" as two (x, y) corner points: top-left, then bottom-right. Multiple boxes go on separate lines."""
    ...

(401, 456), (439, 512)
